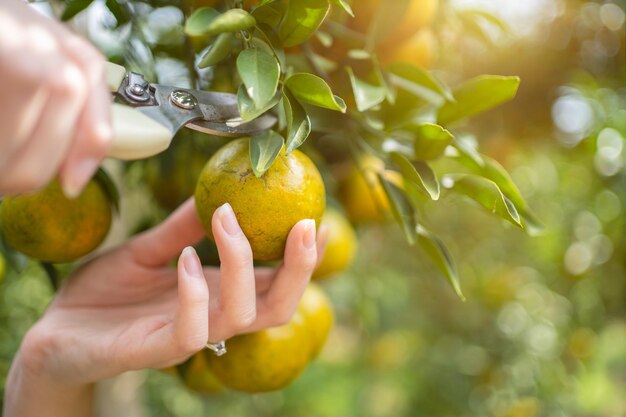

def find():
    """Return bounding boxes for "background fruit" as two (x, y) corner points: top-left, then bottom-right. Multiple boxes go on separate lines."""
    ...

(297, 283), (334, 358)
(182, 352), (224, 395)
(195, 138), (326, 261)
(338, 156), (390, 224)
(313, 208), (358, 280)
(383, 0), (439, 45)
(380, 28), (437, 68)
(1, 179), (112, 263)
(209, 311), (312, 393)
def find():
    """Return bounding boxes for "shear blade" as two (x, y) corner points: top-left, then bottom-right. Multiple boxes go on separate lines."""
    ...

(186, 113), (277, 137)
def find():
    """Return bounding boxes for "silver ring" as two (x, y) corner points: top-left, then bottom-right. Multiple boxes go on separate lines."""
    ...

(205, 341), (227, 356)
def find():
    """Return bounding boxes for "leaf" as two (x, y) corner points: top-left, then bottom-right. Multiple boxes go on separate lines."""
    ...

(252, 1), (287, 27)
(331, 0), (354, 17)
(285, 73), (346, 112)
(237, 85), (281, 122)
(94, 168), (120, 215)
(387, 62), (453, 103)
(378, 173), (417, 245)
(61, 0), (94, 21)
(198, 32), (234, 68)
(184, 8), (220, 37)
(455, 153), (545, 235)
(346, 67), (386, 112)
(437, 75), (520, 125)
(249, 131), (284, 177)
(184, 8), (255, 37)
(283, 91), (312, 153)
(452, 136), (484, 167)
(105, 0), (131, 26)
(408, 122), (454, 160)
(237, 48), (281, 109)
(417, 226), (464, 301)
(279, 0), (330, 47)
(445, 174), (523, 229)
(389, 152), (440, 200)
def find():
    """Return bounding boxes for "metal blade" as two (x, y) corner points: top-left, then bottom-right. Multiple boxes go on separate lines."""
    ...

(186, 113), (277, 137)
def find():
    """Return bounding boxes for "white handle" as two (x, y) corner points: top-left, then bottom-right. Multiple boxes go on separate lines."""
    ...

(105, 62), (126, 92)
(105, 62), (174, 160)
(108, 104), (174, 160)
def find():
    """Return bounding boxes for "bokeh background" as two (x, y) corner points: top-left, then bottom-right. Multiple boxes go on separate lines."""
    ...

(1, 0), (625, 416)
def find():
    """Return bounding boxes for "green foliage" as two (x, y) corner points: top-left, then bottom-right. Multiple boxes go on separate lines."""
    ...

(249, 130), (284, 177)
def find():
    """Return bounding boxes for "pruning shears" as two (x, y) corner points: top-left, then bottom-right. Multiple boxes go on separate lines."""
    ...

(106, 62), (276, 160)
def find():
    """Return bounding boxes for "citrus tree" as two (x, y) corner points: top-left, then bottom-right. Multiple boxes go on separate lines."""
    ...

(0, 0), (546, 400)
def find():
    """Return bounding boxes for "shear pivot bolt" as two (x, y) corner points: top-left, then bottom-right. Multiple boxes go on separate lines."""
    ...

(170, 90), (198, 110)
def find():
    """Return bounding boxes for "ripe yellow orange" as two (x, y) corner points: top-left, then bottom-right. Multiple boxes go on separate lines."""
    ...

(1, 179), (112, 263)
(313, 208), (357, 280)
(379, 28), (437, 68)
(209, 311), (312, 392)
(195, 138), (326, 261)
(298, 283), (334, 358)
(338, 155), (391, 224)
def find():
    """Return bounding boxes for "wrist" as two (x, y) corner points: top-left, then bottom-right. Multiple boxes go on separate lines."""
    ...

(3, 326), (94, 417)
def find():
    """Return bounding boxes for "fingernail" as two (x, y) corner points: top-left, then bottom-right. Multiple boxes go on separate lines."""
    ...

(62, 158), (99, 199)
(302, 219), (316, 249)
(182, 247), (203, 277)
(218, 203), (242, 236)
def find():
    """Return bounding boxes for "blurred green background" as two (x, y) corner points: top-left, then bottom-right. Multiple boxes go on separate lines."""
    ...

(1, 0), (625, 416)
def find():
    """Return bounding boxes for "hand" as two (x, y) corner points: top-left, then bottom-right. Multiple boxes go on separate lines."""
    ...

(4, 199), (327, 416)
(0, 0), (112, 196)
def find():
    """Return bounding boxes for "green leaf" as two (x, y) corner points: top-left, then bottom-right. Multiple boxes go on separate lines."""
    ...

(94, 168), (120, 215)
(279, 0), (330, 47)
(378, 173), (417, 245)
(409, 123), (454, 160)
(198, 32), (235, 68)
(283, 91), (312, 153)
(285, 73), (346, 112)
(437, 75), (520, 125)
(105, 0), (131, 26)
(184, 8), (220, 37)
(237, 48), (280, 109)
(249, 131), (284, 177)
(252, 1), (287, 27)
(61, 0), (94, 21)
(417, 226), (464, 301)
(237, 85), (281, 122)
(331, 0), (354, 17)
(184, 8), (255, 37)
(390, 152), (439, 200)
(387, 62), (453, 103)
(446, 174), (523, 229)
(455, 152), (545, 236)
(346, 67), (386, 112)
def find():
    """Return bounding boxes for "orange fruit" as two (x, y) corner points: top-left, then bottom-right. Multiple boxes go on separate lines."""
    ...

(195, 138), (326, 261)
(298, 283), (334, 358)
(1, 178), (112, 263)
(338, 155), (391, 224)
(182, 352), (224, 395)
(379, 28), (437, 68)
(313, 208), (358, 280)
(209, 311), (312, 392)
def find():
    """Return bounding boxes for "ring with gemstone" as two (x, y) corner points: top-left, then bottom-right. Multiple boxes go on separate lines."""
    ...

(205, 340), (227, 356)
